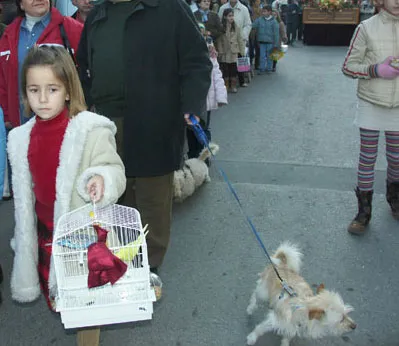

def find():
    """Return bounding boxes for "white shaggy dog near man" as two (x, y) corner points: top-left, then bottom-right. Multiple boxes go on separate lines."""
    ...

(246, 242), (356, 346)
(173, 142), (219, 202)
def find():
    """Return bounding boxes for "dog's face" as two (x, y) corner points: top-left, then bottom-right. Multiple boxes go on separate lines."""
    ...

(308, 290), (356, 338)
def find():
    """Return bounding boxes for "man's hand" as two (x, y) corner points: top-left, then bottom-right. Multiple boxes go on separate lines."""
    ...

(87, 175), (104, 203)
(184, 113), (199, 125)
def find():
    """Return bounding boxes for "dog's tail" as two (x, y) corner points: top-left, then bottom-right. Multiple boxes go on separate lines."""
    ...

(198, 142), (219, 162)
(272, 242), (303, 273)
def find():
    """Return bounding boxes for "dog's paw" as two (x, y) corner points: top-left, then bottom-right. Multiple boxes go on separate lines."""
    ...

(247, 332), (258, 345)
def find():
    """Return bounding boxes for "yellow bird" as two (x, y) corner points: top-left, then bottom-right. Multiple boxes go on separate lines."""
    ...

(114, 226), (149, 261)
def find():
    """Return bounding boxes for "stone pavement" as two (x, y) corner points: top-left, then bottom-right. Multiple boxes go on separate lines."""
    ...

(1, 43), (399, 346)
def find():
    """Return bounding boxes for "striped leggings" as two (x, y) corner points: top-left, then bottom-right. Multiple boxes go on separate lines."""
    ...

(358, 128), (399, 191)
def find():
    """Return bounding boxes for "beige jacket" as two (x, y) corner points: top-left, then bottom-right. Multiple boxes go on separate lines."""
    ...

(7, 111), (126, 303)
(216, 24), (246, 64)
(342, 10), (399, 108)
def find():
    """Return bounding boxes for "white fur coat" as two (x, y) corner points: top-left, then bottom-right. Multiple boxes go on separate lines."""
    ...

(7, 111), (126, 303)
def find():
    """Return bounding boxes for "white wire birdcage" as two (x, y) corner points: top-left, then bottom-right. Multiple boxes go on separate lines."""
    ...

(52, 203), (156, 329)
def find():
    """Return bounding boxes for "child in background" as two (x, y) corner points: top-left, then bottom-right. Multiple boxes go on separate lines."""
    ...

(216, 8), (245, 93)
(205, 27), (228, 140)
(252, 5), (279, 74)
(8, 46), (126, 345)
(342, 0), (399, 235)
(272, 10), (287, 72)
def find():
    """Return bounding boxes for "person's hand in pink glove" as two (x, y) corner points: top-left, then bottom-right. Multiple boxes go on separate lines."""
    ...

(370, 56), (399, 80)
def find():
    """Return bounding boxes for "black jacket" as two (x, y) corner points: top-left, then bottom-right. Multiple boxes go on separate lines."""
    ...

(77, 0), (212, 177)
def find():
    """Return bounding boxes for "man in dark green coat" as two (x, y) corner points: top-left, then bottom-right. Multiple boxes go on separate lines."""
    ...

(77, 0), (212, 277)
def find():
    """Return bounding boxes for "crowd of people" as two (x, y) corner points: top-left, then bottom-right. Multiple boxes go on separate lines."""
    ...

(188, 0), (303, 85)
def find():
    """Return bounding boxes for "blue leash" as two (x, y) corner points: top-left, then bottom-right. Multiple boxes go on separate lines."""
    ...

(188, 115), (296, 297)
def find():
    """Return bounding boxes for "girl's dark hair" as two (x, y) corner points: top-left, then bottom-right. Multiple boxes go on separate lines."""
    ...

(21, 45), (87, 118)
(15, 0), (52, 16)
(222, 8), (235, 32)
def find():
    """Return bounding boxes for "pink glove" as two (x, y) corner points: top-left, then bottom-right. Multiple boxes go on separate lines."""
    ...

(372, 57), (399, 80)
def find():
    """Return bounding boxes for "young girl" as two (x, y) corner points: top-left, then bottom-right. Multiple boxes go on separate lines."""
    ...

(7, 45), (126, 345)
(272, 10), (287, 72)
(342, 0), (399, 235)
(216, 8), (245, 93)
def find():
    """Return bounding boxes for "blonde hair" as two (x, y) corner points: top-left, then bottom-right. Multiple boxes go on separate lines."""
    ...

(21, 45), (87, 118)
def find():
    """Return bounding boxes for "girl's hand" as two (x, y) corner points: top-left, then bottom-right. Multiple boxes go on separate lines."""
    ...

(87, 175), (104, 202)
(375, 57), (399, 79)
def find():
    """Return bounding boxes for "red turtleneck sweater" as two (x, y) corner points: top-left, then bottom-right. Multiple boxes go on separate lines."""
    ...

(28, 109), (69, 230)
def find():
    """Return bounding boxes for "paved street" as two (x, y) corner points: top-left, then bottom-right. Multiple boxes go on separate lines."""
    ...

(1, 43), (399, 346)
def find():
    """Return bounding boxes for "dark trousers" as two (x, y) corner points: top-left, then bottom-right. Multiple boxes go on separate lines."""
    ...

(120, 174), (173, 268)
(238, 72), (246, 86)
(219, 62), (238, 80)
(287, 22), (298, 43)
(110, 117), (174, 268)
(297, 14), (303, 40)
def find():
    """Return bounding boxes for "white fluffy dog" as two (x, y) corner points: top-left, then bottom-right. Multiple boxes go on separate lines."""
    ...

(173, 142), (219, 202)
(246, 243), (356, 346)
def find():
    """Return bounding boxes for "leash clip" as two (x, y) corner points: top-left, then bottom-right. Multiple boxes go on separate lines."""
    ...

(282, 281), (297, 297)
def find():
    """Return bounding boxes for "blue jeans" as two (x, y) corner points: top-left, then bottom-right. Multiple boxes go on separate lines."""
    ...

(259, 43), (274, 72)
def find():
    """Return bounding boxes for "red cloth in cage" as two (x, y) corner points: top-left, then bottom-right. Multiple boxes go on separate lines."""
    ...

(87, 224), (127, 288)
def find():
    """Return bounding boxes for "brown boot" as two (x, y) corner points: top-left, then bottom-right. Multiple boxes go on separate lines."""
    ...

(348, 188), (373, 235)
(386, 180), (399, 219)
(230, 77), (238, 93)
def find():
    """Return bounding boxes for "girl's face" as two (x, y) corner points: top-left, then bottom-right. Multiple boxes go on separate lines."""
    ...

(199, 0), (210, 10)
(226, 12), (234, 23)
(20, 0), (50, 17)
(272, 11), (277, 17)
(384, 0), (399, 15)
(71, 0), (93, 15)
(26, 65), (69, 121)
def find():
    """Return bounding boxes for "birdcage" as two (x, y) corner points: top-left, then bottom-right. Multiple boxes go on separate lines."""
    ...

(52, 203), (156, 329)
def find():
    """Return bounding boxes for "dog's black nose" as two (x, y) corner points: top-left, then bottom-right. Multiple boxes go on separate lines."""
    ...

(350, 323), (357, 330)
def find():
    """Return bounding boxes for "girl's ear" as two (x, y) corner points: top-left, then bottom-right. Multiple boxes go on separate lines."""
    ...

(66, 94), (70, 101)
